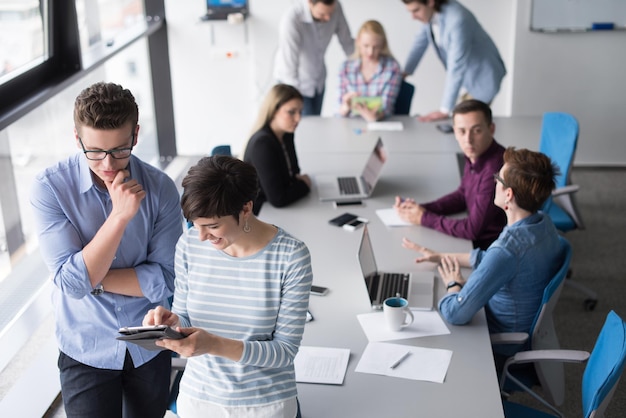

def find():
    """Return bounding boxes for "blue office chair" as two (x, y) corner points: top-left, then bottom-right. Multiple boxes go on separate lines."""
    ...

(502, 310), (626, 418)
(539, 112), (596, 310)
(211, 144), (232, 156)
(492, 236), (572, 410)
(393, 80), (415, 115)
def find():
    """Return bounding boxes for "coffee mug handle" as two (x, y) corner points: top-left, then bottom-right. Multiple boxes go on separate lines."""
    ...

(402, 308), (414, 327)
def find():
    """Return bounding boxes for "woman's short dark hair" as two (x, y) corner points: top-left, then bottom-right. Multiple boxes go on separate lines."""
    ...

(502, 147), (560, 213)
(181, 155), (259, 223)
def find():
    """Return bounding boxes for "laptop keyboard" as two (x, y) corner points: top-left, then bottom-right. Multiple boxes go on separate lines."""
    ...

(368, 273), (410, 302)
(338, 177), (360, 195)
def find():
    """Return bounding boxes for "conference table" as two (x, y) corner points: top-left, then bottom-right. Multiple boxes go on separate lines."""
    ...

(294, 114), (542, 155)
(256, 116), (534, 417)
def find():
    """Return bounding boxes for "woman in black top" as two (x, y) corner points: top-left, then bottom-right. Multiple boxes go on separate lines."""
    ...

(244, 84), (311, 214)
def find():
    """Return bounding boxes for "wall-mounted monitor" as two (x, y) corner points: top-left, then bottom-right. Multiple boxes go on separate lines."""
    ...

(205, 0), (249, 20)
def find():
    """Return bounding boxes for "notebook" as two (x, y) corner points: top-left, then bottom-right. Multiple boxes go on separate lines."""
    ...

(316, 137), (387, 202)
(357, 226), (434, 310)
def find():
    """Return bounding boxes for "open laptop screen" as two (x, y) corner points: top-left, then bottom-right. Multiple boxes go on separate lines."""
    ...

(361, 138), (387, 193)
(358, 226), (378, 280)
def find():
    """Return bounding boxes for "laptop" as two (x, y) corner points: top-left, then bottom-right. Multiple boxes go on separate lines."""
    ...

(316, 137), (387, 202)
(203, 0), (249, 21)
(357, 226), (434, 310)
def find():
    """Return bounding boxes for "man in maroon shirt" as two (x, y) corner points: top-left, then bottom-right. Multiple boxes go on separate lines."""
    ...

(394, 99), (506, 249)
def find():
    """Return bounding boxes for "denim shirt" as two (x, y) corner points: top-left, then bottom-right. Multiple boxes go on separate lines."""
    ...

(438, 212), (561, 335)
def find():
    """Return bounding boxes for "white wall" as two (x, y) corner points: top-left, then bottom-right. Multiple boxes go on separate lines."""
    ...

(165, 0), (624, 165)
(511, 0), (626, 166)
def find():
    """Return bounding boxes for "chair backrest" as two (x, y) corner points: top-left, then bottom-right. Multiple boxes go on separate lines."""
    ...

(529, 236), (573, 406)
(393, 80), (415, 115)
(211, 144), (232, 156)
(538, 112), (579, 189)
(583, 310), (626, 418)
(539, 112), (581, 232)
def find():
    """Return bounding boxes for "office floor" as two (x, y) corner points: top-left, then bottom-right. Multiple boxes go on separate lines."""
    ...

(33, 167), (626, 417)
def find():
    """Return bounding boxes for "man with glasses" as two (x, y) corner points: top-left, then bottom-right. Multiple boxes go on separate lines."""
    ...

(394, 99), (506, 249)
(31, 82), (182, 418)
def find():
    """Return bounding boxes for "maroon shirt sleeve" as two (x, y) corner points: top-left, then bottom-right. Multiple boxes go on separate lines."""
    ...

(420, 142), (506, 243)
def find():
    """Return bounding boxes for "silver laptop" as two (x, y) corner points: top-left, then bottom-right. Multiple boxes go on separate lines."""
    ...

(316, 137), (387, 202)
(358, 226), (434, 310)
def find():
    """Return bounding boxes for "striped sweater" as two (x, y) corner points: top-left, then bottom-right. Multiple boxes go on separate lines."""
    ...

(172, 227), (312, 407)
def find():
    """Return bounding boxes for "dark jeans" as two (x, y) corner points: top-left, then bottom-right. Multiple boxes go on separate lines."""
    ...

(59, 350), (171, 418)
(302, 88), (325, 116)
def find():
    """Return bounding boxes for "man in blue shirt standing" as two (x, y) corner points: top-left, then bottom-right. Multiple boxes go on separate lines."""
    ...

(401, 0), (506, 122)
(31, 82), (182, 418)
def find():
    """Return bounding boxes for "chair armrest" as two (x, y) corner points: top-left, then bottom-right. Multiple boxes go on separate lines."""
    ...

(506, 349), (590, 367)
(490, 332), (529, 345)
(552, 184), (579, 197)
(171, 357), (187, 371)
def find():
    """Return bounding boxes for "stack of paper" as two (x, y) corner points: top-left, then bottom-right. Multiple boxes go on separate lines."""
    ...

(375, 208), (412, 227)
(367, 121), (404, 131)
(356, 310), (450, 342)
(355, 342), (452, 383)
(355, 310), (453, 383)
(294, 346), (350, 385)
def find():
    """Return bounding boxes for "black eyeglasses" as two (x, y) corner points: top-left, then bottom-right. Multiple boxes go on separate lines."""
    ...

(79, 136), (134, 160)
(493, 172), (508, 188)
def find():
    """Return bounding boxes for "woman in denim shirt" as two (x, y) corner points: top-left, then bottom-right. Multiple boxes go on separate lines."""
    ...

(403, 147), (562, 344)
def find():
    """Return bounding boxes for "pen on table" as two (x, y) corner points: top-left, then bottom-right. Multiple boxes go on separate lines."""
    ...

(390, 351), (411, 369)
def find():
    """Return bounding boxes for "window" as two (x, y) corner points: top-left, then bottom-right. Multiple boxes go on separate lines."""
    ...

(1, 38), (158, 285)
(0, 1), (46, 82)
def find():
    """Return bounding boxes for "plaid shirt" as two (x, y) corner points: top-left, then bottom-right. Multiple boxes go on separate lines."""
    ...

(338, 55), (403, 116)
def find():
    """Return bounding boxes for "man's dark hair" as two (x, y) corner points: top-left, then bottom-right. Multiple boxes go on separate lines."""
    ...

(311, 0), (335, 5)
(452, 99), (493, 125)
(181, 155), (259, 223)
(73, 82), (138, 135)
(401, 0), (448, 12)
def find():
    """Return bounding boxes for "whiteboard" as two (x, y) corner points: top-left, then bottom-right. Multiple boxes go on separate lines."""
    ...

(531, 0), (626, 32)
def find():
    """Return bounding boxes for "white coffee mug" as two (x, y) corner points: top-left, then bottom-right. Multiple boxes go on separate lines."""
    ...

(383, 297), (414, 331)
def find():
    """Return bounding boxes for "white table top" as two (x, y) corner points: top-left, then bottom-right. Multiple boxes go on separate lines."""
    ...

(257, 143), (505, 417)
(295, 115), (542, 156)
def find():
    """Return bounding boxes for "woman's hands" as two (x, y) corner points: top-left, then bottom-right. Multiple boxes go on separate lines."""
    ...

(402, 239), (467, 290)
(438, 255), (465, 287)
(143, 306), (244, 361)
(296, 173), (311, 188)
(402, 237), (442, 263)
(340, 91), (358, 117)
(143, 305), (180, 328)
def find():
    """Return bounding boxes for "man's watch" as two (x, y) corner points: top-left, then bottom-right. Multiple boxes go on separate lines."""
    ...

(446, 281), (462, 290)
(91, 283), (104, 296)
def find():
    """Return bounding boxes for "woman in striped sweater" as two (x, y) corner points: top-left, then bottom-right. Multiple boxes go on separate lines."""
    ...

(144, 155), (313, 418)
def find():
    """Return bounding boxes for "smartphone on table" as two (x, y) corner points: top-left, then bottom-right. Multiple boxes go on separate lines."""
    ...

(310, 285), (329, 296)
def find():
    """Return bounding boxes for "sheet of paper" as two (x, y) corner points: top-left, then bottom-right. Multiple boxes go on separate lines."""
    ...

(376, 208), (412, 227)
(357, 310), (450, 342)
(367, 121), (404, 131)
(355, 342), (452, 383)
(294, 346), (350, 385)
